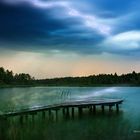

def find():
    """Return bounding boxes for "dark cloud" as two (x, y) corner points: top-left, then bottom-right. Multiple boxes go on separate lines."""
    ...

(0, 2), (66, 42)
(0, 0), (140, 55)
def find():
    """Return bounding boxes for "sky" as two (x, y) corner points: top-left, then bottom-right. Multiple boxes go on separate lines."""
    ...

(0, 0), (140, 78)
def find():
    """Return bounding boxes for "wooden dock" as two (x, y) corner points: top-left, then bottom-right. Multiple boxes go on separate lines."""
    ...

(0, 99), (123, 121)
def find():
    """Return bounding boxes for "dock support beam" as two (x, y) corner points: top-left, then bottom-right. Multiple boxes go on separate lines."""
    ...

(62, 108), (65, 116)
(109, 105), (112, 113)
(25, 115), (28, 122)
(48, 109), (51, 119)
(55, 110), (58, 121)
(101, 105), (105, 114)
(78, 107), (83, 117)
(72, 107), (74, 118)
(89, 106), (92, 114)
(32, 114), (35, 122)
(116, 104), (119, 113)
(42, 111), (45, 119)
(93, 105), (96, 114)
(66, 107), (70, 118)
(20, 115), (23, 124)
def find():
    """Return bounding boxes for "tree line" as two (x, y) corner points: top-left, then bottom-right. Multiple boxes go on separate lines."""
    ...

(37, 71), (140, 86)
(1, 67), (140, 86)
(0, 67), (34, 86)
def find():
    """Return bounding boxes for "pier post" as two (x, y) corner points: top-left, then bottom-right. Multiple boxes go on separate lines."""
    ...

(101, 105), (105, 114)
(20, 115), (23, 124)
(32, 114), (35, 122)
(93, 105), (96, 114)
(72, 107), (74, 118)
(55, 109), (58, 121)
(89, 106), (92, 114)
(116, 104), (119, 113)
(109, 105), (112, 113)
(66, 107), (70, 118)
(78, 107), (83, 117)
(42, 111), (45, 119)
(62, 108), (65, 116)
(25, 114), (28, 122)
(48, 109), (51, 117)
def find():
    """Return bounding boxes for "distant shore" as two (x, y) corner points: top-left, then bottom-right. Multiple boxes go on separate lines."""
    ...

(1, 67), (140, 88)
(0, 84), (140, 88)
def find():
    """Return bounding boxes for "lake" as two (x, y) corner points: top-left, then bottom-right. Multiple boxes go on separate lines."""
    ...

(0, 87), (140, 140)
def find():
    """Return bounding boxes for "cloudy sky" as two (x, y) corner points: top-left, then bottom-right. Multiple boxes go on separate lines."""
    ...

(0, 0), (140, 78)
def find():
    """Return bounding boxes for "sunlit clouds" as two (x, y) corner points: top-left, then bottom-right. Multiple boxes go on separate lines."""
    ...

(0, 51), (140, 78)
(103, 31), (140, 50)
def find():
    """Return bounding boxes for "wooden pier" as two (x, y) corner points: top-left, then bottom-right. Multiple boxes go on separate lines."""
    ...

(0, 99), (123, 122)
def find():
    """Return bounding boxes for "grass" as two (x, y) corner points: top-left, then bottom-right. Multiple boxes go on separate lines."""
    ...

(0, 109), (140, 140)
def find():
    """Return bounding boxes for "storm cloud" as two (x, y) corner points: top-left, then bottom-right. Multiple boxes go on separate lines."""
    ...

(0, 0), (140, 55)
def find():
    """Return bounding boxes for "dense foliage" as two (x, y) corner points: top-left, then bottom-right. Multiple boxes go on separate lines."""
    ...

(0, 67), (34, 86)
(1, 67), (140, 86)
(37, 71), (140, 86)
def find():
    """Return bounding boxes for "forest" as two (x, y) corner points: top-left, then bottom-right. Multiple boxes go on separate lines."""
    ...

(1, 67), (140, 86)
(0, 67), (34, 86)
(37, 71), (140, 86)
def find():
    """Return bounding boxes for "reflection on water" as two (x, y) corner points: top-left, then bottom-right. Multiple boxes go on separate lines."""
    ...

(73, 87), (118, 100)
(0, 87), (140, 140)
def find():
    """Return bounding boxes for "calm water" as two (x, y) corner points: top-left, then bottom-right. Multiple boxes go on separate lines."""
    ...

(0, 87), (140, 140)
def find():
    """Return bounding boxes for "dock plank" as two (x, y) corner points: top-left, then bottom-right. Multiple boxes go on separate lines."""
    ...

(0, 99), (123, 117)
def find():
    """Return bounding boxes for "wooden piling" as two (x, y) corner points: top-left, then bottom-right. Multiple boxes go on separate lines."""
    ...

(66, 107), (70, 118)
(93, 105), (96, 114)
(42, 111), (45, 119)
(72, 107), (74, 118)
(32, 114), (35, 122)
(20, 115), (23, 124)
(25, 114), (28, 122)
(116, 104), (119, 113)
(109, 105), (112, 113)
(101, 105), (105, 114)
(55, 109), (58, 121)
(89, 106), (92, 114)
(48, 109), (51, 117)
(78, 107), (83, 116)
(62, 108), (65, 116)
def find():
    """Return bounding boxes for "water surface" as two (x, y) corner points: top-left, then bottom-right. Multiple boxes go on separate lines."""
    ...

(0, 87), (140, 140)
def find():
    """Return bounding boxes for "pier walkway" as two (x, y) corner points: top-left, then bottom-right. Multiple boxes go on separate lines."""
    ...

(0, 99), (123, 121)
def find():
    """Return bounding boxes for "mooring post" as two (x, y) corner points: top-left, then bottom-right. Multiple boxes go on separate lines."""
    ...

(3, 116), (8, 122)
(48, 109), (51, 119)
(20, 115), (23, 124)
(72, 107), (74, 118)
(78, 107), (83, 117)
(116, 104), (119, 113)
(109, 105), (112, 113)
(66, 107), (70, 118)
(89, 106), (92, 114)
(55, 109), (58, 121)
(32, 114), (35, 122)
(101, 105), (105, 114)
(93, 105), (96, 114)
(62, 108), (65, 116)
(25, 114), (28, 122)
(42, 111), (45, 119)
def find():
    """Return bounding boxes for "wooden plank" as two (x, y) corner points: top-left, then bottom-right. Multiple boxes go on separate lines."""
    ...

(0, 99), (123, 117)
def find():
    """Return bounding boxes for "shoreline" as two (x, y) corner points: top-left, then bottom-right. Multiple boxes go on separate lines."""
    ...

(0, 84), (140, 88)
